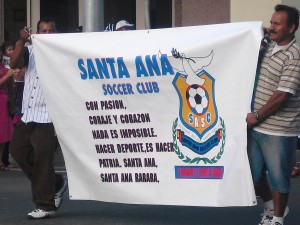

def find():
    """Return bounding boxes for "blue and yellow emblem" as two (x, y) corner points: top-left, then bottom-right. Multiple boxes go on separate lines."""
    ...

(173, 71), (222, 155)
(169, 49), (226, 165)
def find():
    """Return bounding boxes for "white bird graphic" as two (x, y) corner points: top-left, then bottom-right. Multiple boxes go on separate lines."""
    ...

(159, 48), (214, 86)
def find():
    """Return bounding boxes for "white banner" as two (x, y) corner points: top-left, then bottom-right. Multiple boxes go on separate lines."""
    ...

(32, 22), (262, 206)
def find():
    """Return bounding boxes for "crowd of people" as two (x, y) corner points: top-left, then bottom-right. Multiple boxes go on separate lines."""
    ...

(0, 4), (299, 225)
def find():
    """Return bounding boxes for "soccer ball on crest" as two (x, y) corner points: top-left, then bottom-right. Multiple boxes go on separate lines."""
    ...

(186, 84), (209, 115)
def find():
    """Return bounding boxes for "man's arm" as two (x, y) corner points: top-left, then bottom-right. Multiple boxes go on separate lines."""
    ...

(10, 27), (30, 69)
(246, 90), (290, 127)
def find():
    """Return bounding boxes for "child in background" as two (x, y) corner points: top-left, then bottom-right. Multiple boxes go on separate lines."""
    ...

(1, 41), (14, 69)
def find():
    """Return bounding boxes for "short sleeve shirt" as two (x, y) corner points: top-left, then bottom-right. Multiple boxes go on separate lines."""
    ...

(253, 38), (300, 136)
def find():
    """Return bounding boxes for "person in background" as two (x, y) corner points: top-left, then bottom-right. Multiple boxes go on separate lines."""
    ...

(0, 64), (19, 171)
(9, 17), (67, 219)
(0, 41), (19, 169)
(1, 41), (14, 69)
(1, 41), (20, 167)
(75, 25), (83, 33)
(104, 23), (114, 32)
(291, 164), (299, 177)
(246, 4), (300, 225)
(115, 20), (134, 31)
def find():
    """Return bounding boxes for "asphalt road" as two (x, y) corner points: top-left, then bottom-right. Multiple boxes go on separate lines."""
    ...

(0, 152), (299, 225)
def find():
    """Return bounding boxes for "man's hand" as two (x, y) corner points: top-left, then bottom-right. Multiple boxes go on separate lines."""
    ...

(10, 27), (30, 69)
(246, 112), (259, 128)
(20, 27), (31, 42)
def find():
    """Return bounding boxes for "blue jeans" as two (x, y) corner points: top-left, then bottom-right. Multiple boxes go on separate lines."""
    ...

(247, 129), (297, 193)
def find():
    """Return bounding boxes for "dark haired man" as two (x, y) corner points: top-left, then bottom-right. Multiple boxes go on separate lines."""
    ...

(9, 18), (67, 219)
(246, 4), (300, 225)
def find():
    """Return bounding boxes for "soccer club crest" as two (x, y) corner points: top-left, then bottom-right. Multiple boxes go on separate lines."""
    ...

(169, 49), (226, 165)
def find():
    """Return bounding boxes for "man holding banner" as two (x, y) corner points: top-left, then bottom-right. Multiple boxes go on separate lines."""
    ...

(9, 18), (67, 219)
(246, 4), (300, 225)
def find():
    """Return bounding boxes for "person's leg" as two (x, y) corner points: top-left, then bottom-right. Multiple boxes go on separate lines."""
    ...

(1, 142), (10, 166)
(248, 130), (275, 224)
(272, 192), (288, 217)
(256, 171), (272, 202)
(30, 123), (57, 211)
(0, 143), (5, 169)
(261, 135), (297, 223)
(291, 165), (299, 177)
(247, 130), (271, 200)
(10, 121), (34, 179)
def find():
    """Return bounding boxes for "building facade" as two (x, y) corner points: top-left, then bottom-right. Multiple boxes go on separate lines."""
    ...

(0, 0), (299, 43)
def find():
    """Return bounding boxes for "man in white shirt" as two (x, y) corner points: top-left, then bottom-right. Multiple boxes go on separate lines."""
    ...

(10, 17), (67, 220)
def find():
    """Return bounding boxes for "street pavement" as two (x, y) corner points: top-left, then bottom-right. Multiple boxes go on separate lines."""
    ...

(1, 151), (299, 225)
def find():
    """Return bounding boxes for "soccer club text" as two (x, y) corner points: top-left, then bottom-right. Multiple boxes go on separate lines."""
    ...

(102, 82), (160, 95)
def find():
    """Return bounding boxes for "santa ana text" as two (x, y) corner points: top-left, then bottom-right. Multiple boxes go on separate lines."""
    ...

(77, 54), (174, 79)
